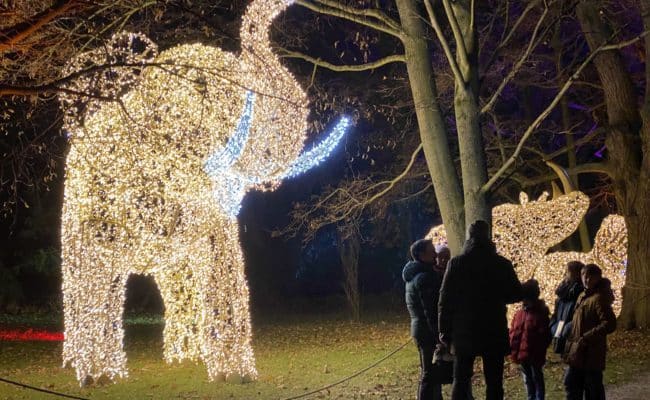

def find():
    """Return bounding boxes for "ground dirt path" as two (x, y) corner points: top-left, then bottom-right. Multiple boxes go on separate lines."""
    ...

(607, 371), (650, 400)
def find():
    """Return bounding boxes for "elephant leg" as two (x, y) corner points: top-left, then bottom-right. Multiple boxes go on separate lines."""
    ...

(154, 265), (203, 363)
(196, 221), (257, 382)
(61, 240), (128, 384)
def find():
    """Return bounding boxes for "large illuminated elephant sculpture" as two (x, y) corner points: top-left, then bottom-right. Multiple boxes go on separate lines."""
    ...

(58, 0), (349, 385)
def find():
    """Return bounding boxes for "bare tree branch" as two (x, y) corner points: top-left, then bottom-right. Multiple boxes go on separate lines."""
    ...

(441, 0), (470, 78)
(423, 0), (464, 84)
(482, 30), (650, 194)
(521, 162), (612, 186)
(296, 0), (402, 38)
(542, 127), (605, 160)
(395, 182), (433, 203)
(311, 0), (402, 31)
(481, 1), (550, 114)
(278, 143), (424, 240)
(358, 143), (423, 207)
(280, 50), (405, 71)
(482, 0), (543, 71)
(0, 0), (82, 52)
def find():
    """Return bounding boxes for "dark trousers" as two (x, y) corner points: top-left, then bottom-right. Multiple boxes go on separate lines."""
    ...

(520, 363), (545, 400)
(564, 367), (605, 400)
(452, 352), (504, 400)
(417, 344), (443, 400)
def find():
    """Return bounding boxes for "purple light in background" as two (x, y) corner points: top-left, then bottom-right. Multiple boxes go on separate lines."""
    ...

(568, 102), (590, 111)
(585, 122), (598, 135)
(594, 145), (606, 158)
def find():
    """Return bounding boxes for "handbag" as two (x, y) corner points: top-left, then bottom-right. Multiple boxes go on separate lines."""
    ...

(432, 344), (454, 384)
(562, 339), (586, 368)
(552, 319), (573, 354)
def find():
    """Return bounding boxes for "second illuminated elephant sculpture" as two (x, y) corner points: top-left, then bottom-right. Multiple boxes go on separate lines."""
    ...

(58, 0), (349, 385)
(426, 190), (627, 315)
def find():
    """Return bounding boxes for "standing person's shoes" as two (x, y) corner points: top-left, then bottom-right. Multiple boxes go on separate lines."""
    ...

(520, 363), (545, 400)
(564, 366), (605, 400)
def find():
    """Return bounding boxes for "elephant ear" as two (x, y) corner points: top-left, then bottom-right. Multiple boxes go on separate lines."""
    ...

(59, 32), (158, 135)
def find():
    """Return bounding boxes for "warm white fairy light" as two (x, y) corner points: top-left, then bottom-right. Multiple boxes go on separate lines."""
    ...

(58, 0), (348, 385)
(426, 191), (627, 315)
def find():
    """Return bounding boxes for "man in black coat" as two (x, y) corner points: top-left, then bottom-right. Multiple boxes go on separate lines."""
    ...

(403, 238), (443, 400)
(438, 220), (522, 400)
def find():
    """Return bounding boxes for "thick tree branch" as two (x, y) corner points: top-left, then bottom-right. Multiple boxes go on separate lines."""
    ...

(279, 50), (405, 71)
(395, 182), (433, 203)
(296, 0), (402, 38)
(441, 0), (470, 78)
(423, 0), (464, 84)
(0, 0), (81, 52)
(0, 83), (115, 101)
(482, 30), (650, 194)
(2, 61), (304, 108)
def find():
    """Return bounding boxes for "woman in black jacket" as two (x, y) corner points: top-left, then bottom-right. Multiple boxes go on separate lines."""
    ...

(550, 261), (585, 353)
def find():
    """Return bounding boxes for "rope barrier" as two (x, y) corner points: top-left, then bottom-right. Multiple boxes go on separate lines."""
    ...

(0, 338), (412, 400)
(279, 338), (412, 400)
(0, 377), (90, 400)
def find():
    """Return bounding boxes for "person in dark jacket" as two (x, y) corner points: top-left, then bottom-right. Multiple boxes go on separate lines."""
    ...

(563, 264), (616, 400)
(550, 261), (585, 354)
(438, 220), (522, 400)
(509, 279), (552, 400)
(434, 245), (475, 400)
(403, 239), (443, 400)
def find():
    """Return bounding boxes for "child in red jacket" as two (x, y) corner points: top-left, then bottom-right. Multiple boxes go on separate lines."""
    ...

(510, 279), (552, 400)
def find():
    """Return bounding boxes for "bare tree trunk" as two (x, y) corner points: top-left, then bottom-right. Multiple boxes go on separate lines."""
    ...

(577, 0), (650, 328)
(395, 0), (466, 253)
(622, 210), (650, 328)
(338, 232), (361, 321)
(449, 0), (491, 228)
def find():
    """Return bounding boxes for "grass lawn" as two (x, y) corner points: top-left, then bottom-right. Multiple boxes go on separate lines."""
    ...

(1, 311), (649, 399)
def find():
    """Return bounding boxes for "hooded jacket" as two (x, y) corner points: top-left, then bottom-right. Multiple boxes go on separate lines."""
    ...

(438, 238), (522, 356)
(563, 278), (616, 371)
(403, 260), (442, 345)
(509, 299), (552, 366)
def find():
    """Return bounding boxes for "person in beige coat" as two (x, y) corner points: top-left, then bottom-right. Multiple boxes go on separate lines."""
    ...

(563, 264), (616, 400)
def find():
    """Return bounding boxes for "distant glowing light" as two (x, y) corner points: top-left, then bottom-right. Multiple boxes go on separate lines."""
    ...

(58, 0), (349, 385)
(0, 329), (64, 342)
(426, 191), (627, 315)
